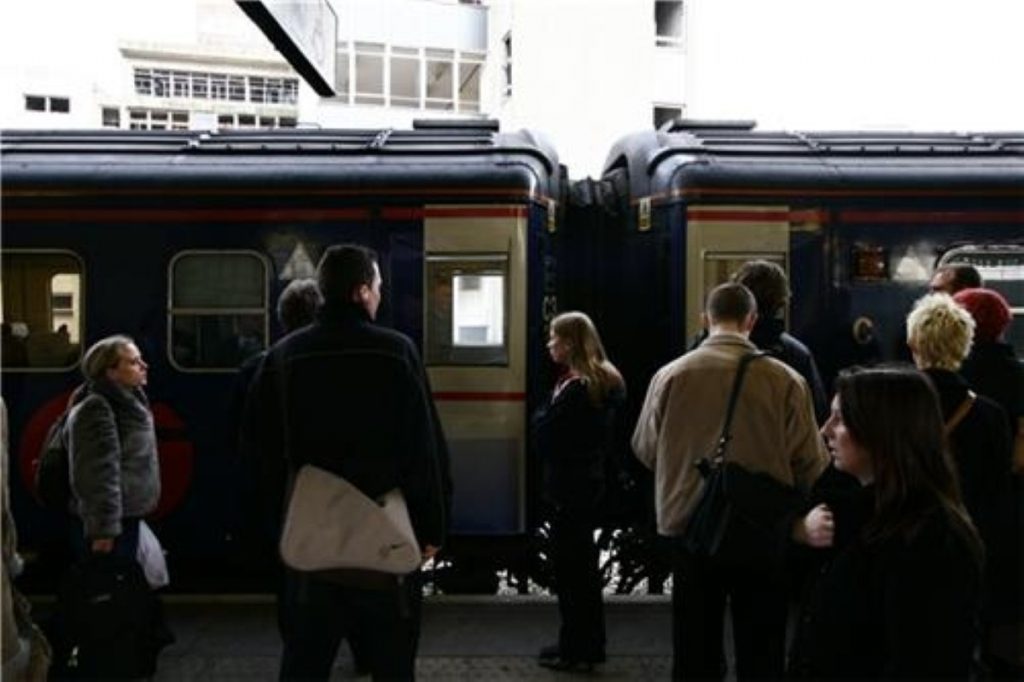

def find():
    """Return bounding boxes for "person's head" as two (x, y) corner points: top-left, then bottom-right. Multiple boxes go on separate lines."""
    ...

(276, 278), (322, 333)
(82, 335), (147, 388)
(905, 293), (975, 371)
(704, 282), (757, 335)
(731, 260), (789, 319)
(929, 264), (982, 295)
(825, 366), (980, 554)
(316, 244), (382, 319)
(952, 287), (1012, 344)
(548, 311), (623, 402)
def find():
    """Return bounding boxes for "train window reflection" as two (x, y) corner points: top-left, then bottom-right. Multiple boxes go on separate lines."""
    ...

(1, 251), (83, 371)
(169, 252), (268, 371)
(426, 255), (509, 366)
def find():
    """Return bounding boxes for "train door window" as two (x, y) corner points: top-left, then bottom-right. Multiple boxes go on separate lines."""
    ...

(1, 251), (83, 371)
(426, 255), (508, 365)
(168, 252), (268, 371)
(703, 252), (789, 320)
(940, 246), (1024, 354)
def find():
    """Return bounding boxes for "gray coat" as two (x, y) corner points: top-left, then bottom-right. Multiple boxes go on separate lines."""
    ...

(68, 380), (160, 539)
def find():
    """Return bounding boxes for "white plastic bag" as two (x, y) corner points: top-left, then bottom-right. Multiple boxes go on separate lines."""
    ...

(136, 520), (169, 589)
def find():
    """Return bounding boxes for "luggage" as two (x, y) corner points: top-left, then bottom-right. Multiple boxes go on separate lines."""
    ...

(48, 553), (172, 679)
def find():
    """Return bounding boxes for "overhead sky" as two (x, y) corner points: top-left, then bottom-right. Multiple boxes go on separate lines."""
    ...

(684, 0), (1024, 131)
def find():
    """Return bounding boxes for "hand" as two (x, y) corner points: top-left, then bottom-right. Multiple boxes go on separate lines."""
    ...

(792, 503), (834, 548)
(91, 538), (115, 553)
(422, 544), (440, 561)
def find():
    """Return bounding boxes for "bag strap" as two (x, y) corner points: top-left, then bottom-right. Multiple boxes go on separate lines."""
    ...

(713, 351), (767, 463)
(944, 390), (976, 436)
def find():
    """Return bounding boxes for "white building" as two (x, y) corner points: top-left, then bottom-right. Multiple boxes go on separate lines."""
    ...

(0, 0), (689, 177)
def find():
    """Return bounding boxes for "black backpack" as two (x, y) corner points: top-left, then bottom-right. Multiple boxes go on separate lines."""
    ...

(34, 409), (72, 511)
(48, 553), (171, 679)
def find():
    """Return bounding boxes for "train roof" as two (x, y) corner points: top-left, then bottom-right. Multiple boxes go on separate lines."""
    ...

(1, 121), (562, 201)
(603, 121), (1024, 200)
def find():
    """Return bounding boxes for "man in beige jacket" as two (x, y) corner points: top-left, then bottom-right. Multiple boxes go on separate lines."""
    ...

(632, 282), (828, 680)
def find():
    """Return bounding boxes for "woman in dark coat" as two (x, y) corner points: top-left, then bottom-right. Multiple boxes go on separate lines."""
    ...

(532, 311), (624, 673)
(908, 293), (1017, 674)
(789, 366), (984, 679)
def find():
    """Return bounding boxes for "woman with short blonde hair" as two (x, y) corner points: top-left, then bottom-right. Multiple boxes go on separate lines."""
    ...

(906, 293), (975, 370)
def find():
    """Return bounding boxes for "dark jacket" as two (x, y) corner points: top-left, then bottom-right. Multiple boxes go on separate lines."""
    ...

(532, 376), (623, 511)
(242, 302), (451, 549)
(67, 380), (160, 539)
(790, 501), (981, 679)
(925, 368), (1012, 547)
(960, 340), (1024, 445)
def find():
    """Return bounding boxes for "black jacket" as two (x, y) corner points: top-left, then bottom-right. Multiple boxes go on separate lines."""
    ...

(242, 302), (451, 549)
(790, 500), (981, 679)
(925, 368), (1012, 549)
(960, 340), (1024, 444)
(532, 377), (623, 510)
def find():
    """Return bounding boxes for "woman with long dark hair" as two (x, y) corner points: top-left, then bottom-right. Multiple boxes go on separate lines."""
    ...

(532, 311), (625, 673)
(790, 366), (983, 679)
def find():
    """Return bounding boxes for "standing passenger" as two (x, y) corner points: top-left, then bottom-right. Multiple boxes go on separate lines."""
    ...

(789, 367), (983, 678)
(632, 283), (828, 680)
(732, 260), (829, 424)
(243, 244), (451, 681)
(906, 293), (1015, 675)
(533, 311), (624, 672)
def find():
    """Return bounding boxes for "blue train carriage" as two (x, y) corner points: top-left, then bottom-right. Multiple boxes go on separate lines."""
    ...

(590, 122), (1024, 398)
(0, 122), (563, 591)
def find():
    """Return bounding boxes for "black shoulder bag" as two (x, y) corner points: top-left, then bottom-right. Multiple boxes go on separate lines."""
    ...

(682, 352), (803, 571)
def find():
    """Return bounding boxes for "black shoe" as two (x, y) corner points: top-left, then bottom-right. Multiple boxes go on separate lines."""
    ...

(538, 643), (561, 662)
(537, 656), (597, 674)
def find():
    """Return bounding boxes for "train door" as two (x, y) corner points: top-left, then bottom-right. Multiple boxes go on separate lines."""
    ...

(684, 205), (792, 339)
(423, 206), (527, 535)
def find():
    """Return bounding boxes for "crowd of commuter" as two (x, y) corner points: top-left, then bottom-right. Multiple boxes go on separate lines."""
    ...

(1, 249), (1020, 681)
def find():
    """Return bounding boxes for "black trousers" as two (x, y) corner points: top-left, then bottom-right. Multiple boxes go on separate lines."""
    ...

(671, 542), (787, 681)
(551, 504), (606, 661)
(278, 569), (422, 681)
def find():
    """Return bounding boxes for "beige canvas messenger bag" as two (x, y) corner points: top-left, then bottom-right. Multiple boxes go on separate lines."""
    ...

(279, 464), (421, 575)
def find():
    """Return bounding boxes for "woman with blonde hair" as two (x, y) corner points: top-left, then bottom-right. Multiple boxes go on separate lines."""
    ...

(532, 311), (625, 672)
(906, 293), (1014, 673)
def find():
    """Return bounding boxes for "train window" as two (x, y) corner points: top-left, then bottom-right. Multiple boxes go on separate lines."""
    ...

(940, 246), (1024, 354)
(425, 255), (509, 366)
(1, 252), (84, 371)
(168, 252), (268, 371)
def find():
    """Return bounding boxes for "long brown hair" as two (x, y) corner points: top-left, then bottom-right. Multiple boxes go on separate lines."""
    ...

(835, 366), (982, 564)
(550, 311), (624, 404)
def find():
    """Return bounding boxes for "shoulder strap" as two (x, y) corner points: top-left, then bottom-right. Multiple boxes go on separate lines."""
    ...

(714, 351), (767, 462)
(944, 390), (976, 436)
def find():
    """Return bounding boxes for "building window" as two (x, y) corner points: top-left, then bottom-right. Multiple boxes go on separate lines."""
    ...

(390, 47), (419, 108)
(426, 48), (454, 111)
(355, 42), (385, 105)
(458, 51), (483, 113)
(169, 251), (268, 371)
(502, 33), (512, 97)
(172, 71), (190, 98)
(1, 251), (84, 370)
(192, 72), (209, 99)
(214, 113), (294, 129)
(335, 44), (351, 102)
(132, 68), (298, 107)
(24, 95), (69, 113)
(655, 1), (684, 47)
(128, 108), (189, 130)
(653, 104), (683, 129)
(102, 107), (121, 128)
